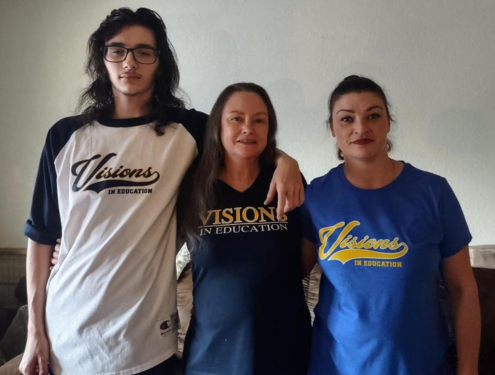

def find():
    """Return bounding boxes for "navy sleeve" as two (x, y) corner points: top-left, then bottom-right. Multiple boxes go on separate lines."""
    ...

(24, 116), (83, 245)
(438, 178), (472, 258)
(24, 131), (62, 245)
(170, 108), (208, 164)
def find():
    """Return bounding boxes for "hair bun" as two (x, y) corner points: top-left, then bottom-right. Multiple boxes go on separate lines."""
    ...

(344, 75), (360, 81)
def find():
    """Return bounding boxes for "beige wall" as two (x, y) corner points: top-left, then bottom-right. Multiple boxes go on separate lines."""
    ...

(1, 0), (494, 246)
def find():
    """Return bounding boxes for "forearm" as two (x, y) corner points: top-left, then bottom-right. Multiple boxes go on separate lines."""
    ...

(274, 148), (297, 166)
(26, 239), (53, 334)
(267, 149), (304, 216)
(450, 284), (481, 374)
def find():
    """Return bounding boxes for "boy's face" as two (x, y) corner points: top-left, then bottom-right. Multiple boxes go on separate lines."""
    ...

(103, 25), (159, 102)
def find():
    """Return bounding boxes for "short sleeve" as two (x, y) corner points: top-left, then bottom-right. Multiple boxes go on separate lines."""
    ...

(300, 186), (317, 244)
(181, 108), (208, 164)
(24, 132), (62, 245)
(439, 179), (472, 258)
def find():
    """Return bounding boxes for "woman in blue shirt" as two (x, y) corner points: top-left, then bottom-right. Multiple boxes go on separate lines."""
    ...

(301, 75), (480, 375)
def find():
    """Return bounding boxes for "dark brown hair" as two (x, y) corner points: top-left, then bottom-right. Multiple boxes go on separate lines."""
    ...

(328, 75), (394, 160)
(78, 7), (184, 134)
(179, 82), (278, 250)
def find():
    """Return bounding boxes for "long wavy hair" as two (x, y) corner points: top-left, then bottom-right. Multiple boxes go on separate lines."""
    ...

(78, 7), (184, 134)
(179, 83), (278, 250)
(328, 75), (394, 160)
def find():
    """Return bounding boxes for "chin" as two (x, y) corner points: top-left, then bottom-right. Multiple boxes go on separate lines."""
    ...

(122, 89), (148, 97)
(344, 151), (378, 162)
(234, 151), (263, 161)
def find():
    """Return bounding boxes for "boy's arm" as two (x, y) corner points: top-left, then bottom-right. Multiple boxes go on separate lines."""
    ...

(19, 239), (53, 375)
(265, 149), (304, 220)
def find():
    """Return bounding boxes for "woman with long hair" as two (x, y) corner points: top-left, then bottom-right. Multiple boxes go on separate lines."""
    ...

(301, 75), (481, 375)
(180, 82), (312, 375)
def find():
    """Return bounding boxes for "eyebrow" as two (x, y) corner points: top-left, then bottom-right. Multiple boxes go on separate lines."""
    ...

(105, 42), (156, 49)
(366, 105), (384, 112)
(336, 105), (384, 115)
(227, 111), (268, 116)
(336, 109), (354, 115)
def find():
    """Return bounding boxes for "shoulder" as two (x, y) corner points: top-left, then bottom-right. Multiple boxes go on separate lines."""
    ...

(49, 115), (87, 134)
(45, 115), (87, 157)
(166, 108), (208, 129)
(400, 163), (448, 190)
(166, 108), (208, 147)
(306, 165), (342, 196)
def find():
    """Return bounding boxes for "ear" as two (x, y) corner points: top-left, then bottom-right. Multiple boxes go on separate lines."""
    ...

(386, 118), (391, 134)
(330, 122), (336, 138)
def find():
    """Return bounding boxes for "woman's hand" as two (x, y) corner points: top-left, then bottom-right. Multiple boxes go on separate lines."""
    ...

(265, 150), (304, 220)
(19, 330), (50, 375)
(49, 239), (61, 270)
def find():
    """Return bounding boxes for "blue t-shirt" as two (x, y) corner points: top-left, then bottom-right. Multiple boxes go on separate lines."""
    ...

(301, 163), (471, 375)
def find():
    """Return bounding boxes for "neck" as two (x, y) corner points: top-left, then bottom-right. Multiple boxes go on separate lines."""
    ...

(343, 155), (403, 189)
(112, 90), (152, 119)
(219, 155), (260, 192)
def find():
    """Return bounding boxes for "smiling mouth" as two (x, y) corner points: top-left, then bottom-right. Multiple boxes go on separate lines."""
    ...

(352, 139), (372, 145)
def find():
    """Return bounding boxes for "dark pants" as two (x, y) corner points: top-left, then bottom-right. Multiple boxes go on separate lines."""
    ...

(137, 356), (177, 375)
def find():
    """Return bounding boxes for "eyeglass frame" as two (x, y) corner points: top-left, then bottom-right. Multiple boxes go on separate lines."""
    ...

(103, 45), (160, 65)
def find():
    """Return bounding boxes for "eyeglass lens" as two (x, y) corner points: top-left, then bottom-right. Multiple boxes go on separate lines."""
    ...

(104, 47), (157, 64)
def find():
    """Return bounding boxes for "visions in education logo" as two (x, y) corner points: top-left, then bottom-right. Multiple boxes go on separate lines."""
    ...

(198, 206), (289, 235)
(71, 153), (160, 193)
(318, 220), (408, 265)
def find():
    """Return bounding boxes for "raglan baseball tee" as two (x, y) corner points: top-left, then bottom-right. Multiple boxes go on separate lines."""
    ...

(24, 108), (207, 375)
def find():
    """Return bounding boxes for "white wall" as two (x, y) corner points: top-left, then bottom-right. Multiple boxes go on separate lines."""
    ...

(1, 0), (494, 246)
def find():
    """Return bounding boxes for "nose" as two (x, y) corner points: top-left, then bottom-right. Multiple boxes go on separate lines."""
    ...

(242, 118), (254, 134)
(353, 117), (368, 134)
(123, 50), (138, 69)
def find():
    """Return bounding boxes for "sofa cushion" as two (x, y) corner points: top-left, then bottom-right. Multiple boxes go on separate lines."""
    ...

(0, 306), (27, 364)
(0, 353), (22, 375)
(470, 245), (495, 375)
(176, 265), (193, 359)
(302, 264), (322, 324)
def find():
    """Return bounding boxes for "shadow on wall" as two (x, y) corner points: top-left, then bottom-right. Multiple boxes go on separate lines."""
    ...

(423, 108), (494, 169)
(268, 78), (336, 177)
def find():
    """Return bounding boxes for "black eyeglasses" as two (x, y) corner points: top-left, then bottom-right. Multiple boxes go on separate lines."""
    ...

(103, 46), (159, 64)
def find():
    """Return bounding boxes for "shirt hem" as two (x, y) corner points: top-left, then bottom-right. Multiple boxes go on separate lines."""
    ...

(52, 347), (176, 375)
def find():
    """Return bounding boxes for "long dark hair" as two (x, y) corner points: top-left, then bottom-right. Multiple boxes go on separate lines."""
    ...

(78, 7), (184, 134)
(328, 75), (394, 160)
(179, 82), (278, 250)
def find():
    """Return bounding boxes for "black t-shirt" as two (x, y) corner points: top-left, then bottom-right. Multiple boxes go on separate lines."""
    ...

(183, 166), (311, 375)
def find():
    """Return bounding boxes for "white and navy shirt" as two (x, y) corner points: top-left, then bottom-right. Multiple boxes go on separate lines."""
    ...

(25, 109), (206, 375)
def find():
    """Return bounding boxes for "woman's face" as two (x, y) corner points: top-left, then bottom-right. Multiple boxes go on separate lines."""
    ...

(331, 92), (390, 162)
(220, 91), (269, 163)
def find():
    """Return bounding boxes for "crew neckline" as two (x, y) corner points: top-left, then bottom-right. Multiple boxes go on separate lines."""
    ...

(337, 161), (409, 192)
(98, 115), (156, 128)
